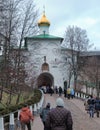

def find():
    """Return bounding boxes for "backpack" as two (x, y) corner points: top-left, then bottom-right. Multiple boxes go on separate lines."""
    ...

(20, 111), (30, 123)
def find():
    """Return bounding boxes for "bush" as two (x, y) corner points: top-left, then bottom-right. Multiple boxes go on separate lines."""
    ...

(0, 89), (42, 116)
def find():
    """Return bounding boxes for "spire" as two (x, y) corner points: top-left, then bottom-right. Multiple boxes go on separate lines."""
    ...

(38, 8), (50, 26)
(43, 5), (45, 15)
(38, 7), (50, 34)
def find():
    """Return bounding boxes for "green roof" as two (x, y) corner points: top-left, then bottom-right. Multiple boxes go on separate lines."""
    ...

(25, 34), (63, 40)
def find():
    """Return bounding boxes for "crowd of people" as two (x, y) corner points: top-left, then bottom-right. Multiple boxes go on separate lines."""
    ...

(84, 95), (100, 118)
(39, 86), (74, 130)
(18, 86), (75, 130)
(18, 86), (100, 130)
(19, 97), (73, 130)
(40, 85), (75, 99)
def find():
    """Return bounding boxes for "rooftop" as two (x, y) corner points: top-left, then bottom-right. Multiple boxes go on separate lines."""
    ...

(80, 51), (100, 56)
(25, 34), (63, 40)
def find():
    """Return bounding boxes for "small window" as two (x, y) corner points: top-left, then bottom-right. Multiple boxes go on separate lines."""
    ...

(41, 63), (49, 71)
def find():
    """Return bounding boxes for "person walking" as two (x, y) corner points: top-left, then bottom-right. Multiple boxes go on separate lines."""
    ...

(94, 97), (100, 117)
(49, 87), (53, 96)
(70, 88), (75, 99)
(84, 96), (89, 113)
(64, 88), (67, 98)
(88, 96), (95, 118)
(45, 97), (73, 130)
(67, 88), (71, 99)
(89, 103), (95, 118)
(19, 104), (34, 130)
(55, 86), (58, 94)
(58, 86), (63, 96)
(40, 103), (51, 130)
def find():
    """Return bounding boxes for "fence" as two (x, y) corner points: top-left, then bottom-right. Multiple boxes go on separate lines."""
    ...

(0, 90), (44, 130)
(75, 91), (91, 100)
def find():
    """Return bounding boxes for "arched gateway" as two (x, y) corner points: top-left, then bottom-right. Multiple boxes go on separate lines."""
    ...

(37, 72), (54, 88)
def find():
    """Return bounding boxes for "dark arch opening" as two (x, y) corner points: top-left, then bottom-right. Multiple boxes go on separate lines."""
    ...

(37, 72), (54, 88)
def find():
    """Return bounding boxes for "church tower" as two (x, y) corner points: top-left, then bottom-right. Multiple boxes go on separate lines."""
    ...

(24, 11), (71, 89)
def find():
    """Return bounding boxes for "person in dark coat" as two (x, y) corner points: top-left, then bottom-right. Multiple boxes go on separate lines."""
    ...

(88, 96), (95, 118)
(45, 98), (73, 130)
(40, 103), (51, 130)
(58, 86), (63, 96)
(94, 97), (100, 117)
(64, 89), (67, 98)
(49, 87), (53, 96)
(89, 103), (95, 118)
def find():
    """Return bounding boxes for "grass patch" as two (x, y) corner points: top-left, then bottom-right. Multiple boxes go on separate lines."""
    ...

(0, 89), (39, 109)
(0, 89), (42, 116)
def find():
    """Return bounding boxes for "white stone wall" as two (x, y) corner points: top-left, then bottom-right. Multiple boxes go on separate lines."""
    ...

(25, 38), (74, 89)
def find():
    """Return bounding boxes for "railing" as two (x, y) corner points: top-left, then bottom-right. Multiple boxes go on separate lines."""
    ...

(75, 91), (91, 100)
(0, 89), (44, 130)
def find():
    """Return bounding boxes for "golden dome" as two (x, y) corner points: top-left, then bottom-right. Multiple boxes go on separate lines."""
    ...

(38, 14), (50, 26)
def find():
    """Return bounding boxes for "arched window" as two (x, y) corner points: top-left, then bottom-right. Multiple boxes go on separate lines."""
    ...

(42, 62), (49, 71)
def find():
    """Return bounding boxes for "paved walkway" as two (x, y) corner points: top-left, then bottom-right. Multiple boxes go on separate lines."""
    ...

(32, 94), (56, 130)
(32, 94), (100, 130)
(69, 97), (100, 125)
(33, 94), (80, 130)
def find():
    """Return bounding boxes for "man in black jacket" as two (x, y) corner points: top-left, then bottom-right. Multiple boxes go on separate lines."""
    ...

(45, 98), (73, 130)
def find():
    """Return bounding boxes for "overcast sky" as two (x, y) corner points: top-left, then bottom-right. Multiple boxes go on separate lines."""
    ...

(35, 0), (100, 50)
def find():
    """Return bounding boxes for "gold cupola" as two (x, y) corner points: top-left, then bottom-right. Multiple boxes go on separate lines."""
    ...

(38, 10), (50, 35)
(38, 12), (50, 27)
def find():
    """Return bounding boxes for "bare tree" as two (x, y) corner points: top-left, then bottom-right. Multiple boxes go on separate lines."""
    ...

(14, 0), (38, 104)
(64, 26), (90, 89)
(0, 0), (38, 104)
